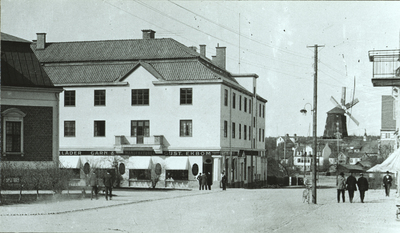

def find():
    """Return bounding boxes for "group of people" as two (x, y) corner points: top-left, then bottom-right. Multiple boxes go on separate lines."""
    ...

(88, 170), (113, 200)
(337, 171), (393, 203)
(197, 172), (228, 191)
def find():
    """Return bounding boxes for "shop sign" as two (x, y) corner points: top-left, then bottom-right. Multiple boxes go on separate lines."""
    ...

(59, 151), (115, 155)
(163, 151), (218, 156)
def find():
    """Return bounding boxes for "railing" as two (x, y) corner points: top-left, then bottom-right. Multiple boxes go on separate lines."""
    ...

(369, 49), (400, 79)
(115, 135), (164, 146)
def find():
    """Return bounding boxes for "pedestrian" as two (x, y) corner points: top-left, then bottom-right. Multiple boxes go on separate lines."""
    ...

(337, 172), (346, 203)
(103, 170), (113, 200)
(383, 171), (393, 197)
(89, 170), (98, 200)
(346, 172), (357, 203)
(197, 173), (202, 190)
(207, 172), (212, 190)
(221, 173), (227, 191)
(201, 172), (207, 190)
(357, 173), (369, 203)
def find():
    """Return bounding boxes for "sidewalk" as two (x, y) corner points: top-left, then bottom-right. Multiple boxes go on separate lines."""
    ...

(0, 188), (220, 216)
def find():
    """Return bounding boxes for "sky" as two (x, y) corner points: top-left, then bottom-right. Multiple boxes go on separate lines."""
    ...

(2, 0), (400, 137)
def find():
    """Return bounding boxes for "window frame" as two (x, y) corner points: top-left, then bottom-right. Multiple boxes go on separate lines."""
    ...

(64, 90), (76, 107)
(64, 121), (76, 137)
(224, 120), (228, 138)
(224, 89), (228, 106)
(244, 97), (247, 112)
(131, 120), (150, 137)
(180, 120), (193, 137)
(131, 89), (149, 106)
(94, 120), (106, 137)
(232, 92), (236, 109)
(2, 108), (26, 156)
(232, 122), (236, 139)
(94, 89), (106, 106)
(180, 88), (193, 105)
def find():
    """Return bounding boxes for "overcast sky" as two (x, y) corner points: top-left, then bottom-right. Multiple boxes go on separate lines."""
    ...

(2, 0), (400, 137)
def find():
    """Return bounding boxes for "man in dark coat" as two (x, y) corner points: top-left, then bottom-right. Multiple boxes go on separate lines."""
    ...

(221, 173), (227, 191)
(346, 172), (357, 203)
(197, 173), (202, 190)
(207, 172), (212, 190)
(103, 170), (113, 200)
(357, 173), (369, 203)
(383, 171), (393, 197)
(89, 170), (98, 200)
(201, 173), (207, 190)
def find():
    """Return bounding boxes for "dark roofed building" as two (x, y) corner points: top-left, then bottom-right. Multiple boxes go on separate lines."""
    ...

(1, 32), (62, 165)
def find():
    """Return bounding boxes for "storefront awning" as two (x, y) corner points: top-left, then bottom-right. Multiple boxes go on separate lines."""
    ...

(128, 157), (153, 169)
(164, 157), (189, 170)
(80, 156), (116, 169)
(59, 156), (81, 168)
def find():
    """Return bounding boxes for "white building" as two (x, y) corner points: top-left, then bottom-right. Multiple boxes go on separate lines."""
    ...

(31, 30), (267, 189)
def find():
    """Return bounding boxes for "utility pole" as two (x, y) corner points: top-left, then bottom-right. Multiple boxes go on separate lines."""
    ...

(306, 44), (324, 204)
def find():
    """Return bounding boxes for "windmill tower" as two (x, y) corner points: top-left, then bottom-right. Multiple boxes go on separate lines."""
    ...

(323, 87), (360, 139)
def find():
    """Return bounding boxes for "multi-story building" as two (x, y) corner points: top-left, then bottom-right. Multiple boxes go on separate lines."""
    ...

(1, 32), (63, 167)
(31, 30), (267, 189)
(380, 95), (397, 148)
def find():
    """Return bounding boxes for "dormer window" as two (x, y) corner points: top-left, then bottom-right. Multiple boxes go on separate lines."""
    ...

(2, 108), (26, 156)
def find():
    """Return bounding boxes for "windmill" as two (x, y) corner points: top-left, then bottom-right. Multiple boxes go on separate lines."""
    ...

(323, 87), (360, 139)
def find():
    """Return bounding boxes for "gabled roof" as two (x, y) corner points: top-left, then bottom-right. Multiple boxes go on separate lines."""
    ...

(327, 107), (345, 114)
(1, 33), (54, 87)
(31, 38), (200, 63)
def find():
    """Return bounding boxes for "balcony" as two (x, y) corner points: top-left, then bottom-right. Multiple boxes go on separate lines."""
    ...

(114, 135), (165, 154)
(369, 49), (400, 87)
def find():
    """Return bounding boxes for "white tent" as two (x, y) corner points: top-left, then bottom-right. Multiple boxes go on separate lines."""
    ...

(368, 148), (400, 196)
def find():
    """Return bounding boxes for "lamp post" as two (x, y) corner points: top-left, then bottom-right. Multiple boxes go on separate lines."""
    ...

(300, 103), (313, 180)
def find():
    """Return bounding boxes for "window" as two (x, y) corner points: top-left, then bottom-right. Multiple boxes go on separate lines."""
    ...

(6, 122), (22, 152)
(64, 121), (76, 137)
(262, 129), (265, 142)
(254, 117), (256, 127)
(180, 88), (192, 105)
(166, 170), (188, 180)
(263, 105), (265, 118)
(259, 104), (262, 117)
(132, 89), (149, 105)
(224, 89), (228, 106)
(180, 120), (192, 137)
(239, 124), (242, 139)
(94, 121), (105, 137)
(248, 126), (251, 140)
(224, 120), (228, 137)
(239, 95), (242, 111)
(2, 108), (26, 155)
(244, 97), (247, 112)
(232, 93), (236, 109)
(129, 169), (151, 180)
(232, 122), (236, 138)
(244, 125), (247, 140)
(94, 90), (106, 106)
(64, 90), (75, 106)
(131, 120), (150, 137)
(249, 99), (251, 114)
(259, 128), (261, 141)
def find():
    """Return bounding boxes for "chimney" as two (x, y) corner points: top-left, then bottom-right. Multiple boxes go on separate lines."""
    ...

(142, 29), (156, 39)
(188, 46), (197, 52)
(36, 33), (46, 50)
(215, 46), (226, 69)
(199, 44), (206, 57)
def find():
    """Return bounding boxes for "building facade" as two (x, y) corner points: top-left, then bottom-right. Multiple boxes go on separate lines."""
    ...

(31, 30), (267, 188)
(1, 32), (62, 167)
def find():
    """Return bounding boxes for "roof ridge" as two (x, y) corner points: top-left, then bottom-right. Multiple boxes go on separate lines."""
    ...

(36, 37), (173, 44)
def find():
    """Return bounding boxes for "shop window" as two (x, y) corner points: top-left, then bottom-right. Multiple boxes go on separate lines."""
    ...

(166, 170), (188, 180)
(129, 169), (151, 180)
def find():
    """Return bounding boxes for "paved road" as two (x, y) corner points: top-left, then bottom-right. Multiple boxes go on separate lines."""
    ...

(1, 187), (399, 232)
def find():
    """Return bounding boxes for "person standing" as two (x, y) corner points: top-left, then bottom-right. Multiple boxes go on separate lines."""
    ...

(89, 170), (98, 200)
(201, 172), (207, 190)
(357, 173), (369, 203)
(383, 171), (393, 197)
(197, 173), (202, 190)
(207, 172), (212, 190)
(221, 173), (227, 191)
(103, 170), (113, 200)
(346, 172), (357, 203)
(337, 172), (346, 203)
